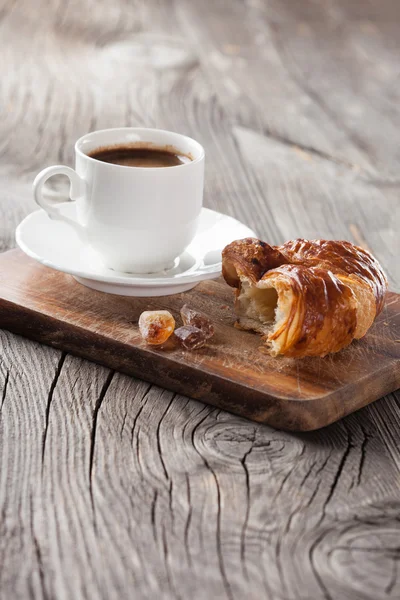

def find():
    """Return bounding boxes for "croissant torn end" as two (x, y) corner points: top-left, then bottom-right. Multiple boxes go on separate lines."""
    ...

(236, 278), (294, 357)
(222, 237), (388, 358)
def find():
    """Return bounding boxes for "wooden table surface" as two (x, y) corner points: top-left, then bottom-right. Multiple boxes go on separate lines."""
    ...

(1, 1), (400, 598)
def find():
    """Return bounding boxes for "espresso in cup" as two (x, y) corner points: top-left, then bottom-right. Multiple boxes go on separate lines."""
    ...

(89, 145), (192, 168)
(33, 128), (205, 274)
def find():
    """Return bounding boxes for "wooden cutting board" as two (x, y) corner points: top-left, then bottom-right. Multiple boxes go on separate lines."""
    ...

(0, 249), (399, 431)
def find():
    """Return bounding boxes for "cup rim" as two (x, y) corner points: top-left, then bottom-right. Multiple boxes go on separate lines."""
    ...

(74, 127), (205, 170)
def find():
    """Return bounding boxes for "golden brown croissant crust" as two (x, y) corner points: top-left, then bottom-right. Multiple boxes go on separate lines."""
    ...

(222, 238), (388, 357)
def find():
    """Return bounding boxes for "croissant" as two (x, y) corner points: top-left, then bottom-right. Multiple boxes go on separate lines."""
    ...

(222, 238), (388, 357)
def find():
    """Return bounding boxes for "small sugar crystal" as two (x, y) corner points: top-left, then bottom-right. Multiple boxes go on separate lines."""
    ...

(180, 304), (215, 339)
(139, 310), (175, 345)
(174, 325), (206, 350)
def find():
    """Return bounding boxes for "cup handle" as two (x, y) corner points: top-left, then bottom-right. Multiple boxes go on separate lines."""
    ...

(33, 165), (86, 239)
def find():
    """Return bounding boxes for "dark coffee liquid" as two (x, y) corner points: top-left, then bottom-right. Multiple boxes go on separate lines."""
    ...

(89, 145), (191, 168)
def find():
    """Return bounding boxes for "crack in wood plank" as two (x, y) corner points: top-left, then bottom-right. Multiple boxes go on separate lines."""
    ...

(150, 489), (158, 544)
(88, 369), (115, 527)
(41, 352), (66, 473)
(357, 425), (372, 487)
(184, 473), (193, 567)
(320, 427), (353, 521)
(130, 384), (153, 475)
(0, 368), (9, 414)
(239, 428), (255, 581)
(168, 480), (174, 529)
(156, 393), (176, 481)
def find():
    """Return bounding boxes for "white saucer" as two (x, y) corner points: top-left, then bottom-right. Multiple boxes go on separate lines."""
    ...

(16, 203), (256, 296)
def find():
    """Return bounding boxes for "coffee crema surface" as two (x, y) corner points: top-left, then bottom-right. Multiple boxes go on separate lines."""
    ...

(88, 145), (192, 168)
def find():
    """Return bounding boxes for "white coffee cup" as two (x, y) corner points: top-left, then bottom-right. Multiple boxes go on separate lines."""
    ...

(33, 127), (205, 273)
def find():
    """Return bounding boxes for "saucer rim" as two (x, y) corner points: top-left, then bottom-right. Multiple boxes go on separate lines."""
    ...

(74, 275), (200, 296)
(16, 206), (256, 287)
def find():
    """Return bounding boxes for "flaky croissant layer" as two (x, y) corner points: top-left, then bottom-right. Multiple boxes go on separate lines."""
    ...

(222, 238), (388, 357)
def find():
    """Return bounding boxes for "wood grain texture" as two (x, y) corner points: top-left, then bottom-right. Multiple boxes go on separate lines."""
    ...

(1, 0), (400, 598)
(0, 250), (399, 432)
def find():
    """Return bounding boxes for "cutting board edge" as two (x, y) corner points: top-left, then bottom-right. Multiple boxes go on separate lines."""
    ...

(0, 292), (399, 432)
